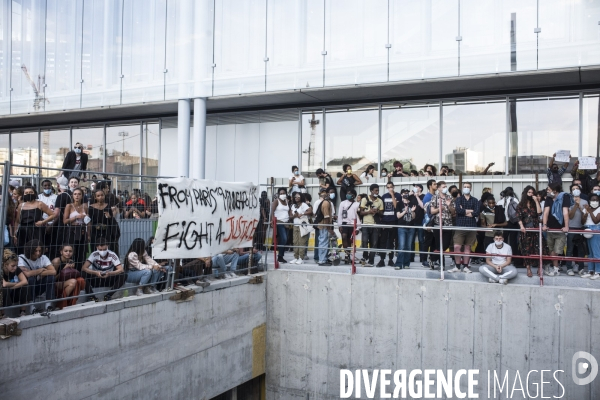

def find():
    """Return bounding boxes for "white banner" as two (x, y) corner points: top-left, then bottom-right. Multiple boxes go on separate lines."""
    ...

(153, 178), (260, 258)
(579, 157), (597, 170)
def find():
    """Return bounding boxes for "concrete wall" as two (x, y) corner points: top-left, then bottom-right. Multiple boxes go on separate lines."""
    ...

(0, 278), (267, 400)
(266, 270), (600, 400)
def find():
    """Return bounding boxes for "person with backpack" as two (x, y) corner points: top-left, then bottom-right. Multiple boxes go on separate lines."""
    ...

(314, 188), (335, 266)
(359, 184), (383, 267)
(337, 189), (361, 264)
(543, 183), (570, 276)
(379, 182), (402, 267)
(517, 185), (547, 277)
(500, 186), (521, 266)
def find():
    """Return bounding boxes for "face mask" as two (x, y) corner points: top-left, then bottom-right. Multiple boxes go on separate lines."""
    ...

(595, 191), (600, 196)
(462, 188), (470, 195)
(412, 187), (418, 193)
(591, 201), (599, 208)
(381, 172), (387, 177)
(74, 148), (81, 154)
(573, 189), (581, 197)
(451, 191), (459, 198)
(43, 189), (52, 195)
(441, 188), (448, 194)
(547, 192), (555, 198)
(99, 250), (108, 257)
(329, 193), (335, 200)
(294, 171), (299, 176)
(346, 194), (353, 201)
(347, 170), (352, 175)
(402, 194), (409, 199)
(494, 240), (504, 246)
(23, 194), (36, 202)
(279, 194), (287, 201)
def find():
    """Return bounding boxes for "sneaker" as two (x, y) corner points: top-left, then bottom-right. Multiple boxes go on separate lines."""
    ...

(376, 260), (385, 268)
(135, 288), (144, 296)
(499, 278), (508, 285)
(553, 267), (561, 276)
(579, 269), (586, 276)
(544, 267), (555, 277)
(448, 267), (461, 273)
(360, 258), (367, 264)
(195, 280), (210, 288)
(462, 267), (472, 273)
(277, 257), (287, 264)
(422, 261), (430, 268)
(581, 272), (592, 278)
(489, 278), (496, 283)
(150, 287), (160, 294)
(364, 263), (373, 267)
(111, 291), (124, 300)
(590, 274), (599, 280)
(143, 287), (153, 295)
(296, 259), (304, 265)
(404, 265), (410, 269)
(387, 259), (394, 267)
(290, 259), (299, 264)
(567, 270), (575, 276)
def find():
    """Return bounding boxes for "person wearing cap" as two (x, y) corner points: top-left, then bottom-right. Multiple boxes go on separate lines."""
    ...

(391, 161), (409, 178)
(61, 142), (88, 180)
(359, 184), (383, 267)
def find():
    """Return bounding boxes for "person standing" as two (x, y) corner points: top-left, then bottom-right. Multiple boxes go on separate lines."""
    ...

(517, 186), (546, 277)
(288, 166), (305, 195)
(543, 183), (570, 276)
(378, 182), (401, 267)
(359, 184), (383, 267)
(449, 182), (480, 273)
(429, 181), (454, 267)
(63, 188), (89, 268)
(479, 196), (507, 249)
(581, 194), (600, 279)
(566, 183), (587, 275)
(337, 189), (361, 264)
(500, 186), (521, 266)
(394, 189), (417, 269)
(15, 187), (55, 254)
(271, 188), (290, 263)
(547, 153), (569, 186)
(421, 179), (437, 267)
(337, 164), (362, 202)
(50, 176), (72, 260)
(38, 179), (57, 254)
(88, 189), (120, 256)
(289, 192), (312, 264)
(410, 185), (426, 263)
(61, 142), (88, 180)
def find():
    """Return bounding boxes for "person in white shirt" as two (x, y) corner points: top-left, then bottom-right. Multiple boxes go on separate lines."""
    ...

(38, 179), (58, 253)
(359, 165), (375, 181)
(479, 232), (518, 284)
(288, 165), (305, 195)
(82, 238), (126, 301)
(18, 239), (56, 311)
(125, 238), (171, 295)
(337, 189), (362, 264)
(289, 192), (312, 264)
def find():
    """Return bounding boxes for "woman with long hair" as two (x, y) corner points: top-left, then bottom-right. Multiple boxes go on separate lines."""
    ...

(63, 188), (89, 268)
(124, 238), (168, 295)
(15, 186), (55, 254)
(288, 192), (312, 264)
(517, 185), (547, 277)
(1, 249), (28, 317)
(51, 244), (85, 308)
(88, 189), (120, 255)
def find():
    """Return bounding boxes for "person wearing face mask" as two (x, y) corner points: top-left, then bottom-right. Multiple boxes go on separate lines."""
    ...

(380, 168), (389, 179)
(394, 189), (417, 269)
(391, 161), (409, 178)
(566, 183), (588, 275)
(516, 185), (546, 277)
(359, 184), (383, 267)
(337, 164), (362, 203)
(429, 181), (454, 267)
(479, 196), (508, 249)
(449, 182), (480, 273)
(479, 231), (518, 284)
(288, 165), (305, 195)
(547, 153), (569, 185)
(38, 180), (57, 251)
(543, 183), (570, 276)
(271, 188), (291, 263)
(82, 238), (127, 301)
(288, 192), (312, 264)
(337, 189), (361, 264)
(61, 142), (89, 181)
(591, 185), (600, 198)
(581, 194), (600, 279)
(410, 184), (426, 264)
(15, 186), (55, 255)
(313, 188), (335, 266)
(379, 182), (402, 266)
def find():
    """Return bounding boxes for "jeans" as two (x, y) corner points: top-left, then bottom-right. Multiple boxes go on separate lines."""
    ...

(411, 228), (425, 262)
(276, 223), (288, 258)
(126, 269), (160, 285)
(361, 226), (379, 263)
(395, 227), (415, 267)
(587, 227), (600, 274)
(566, 232), (585, 270)
(27, 275), (56, 302)
(212, 253), (240, 277)
(313, 228), (320, 260)
(237, 253), (262, 269)
(318, 229), (331, 263)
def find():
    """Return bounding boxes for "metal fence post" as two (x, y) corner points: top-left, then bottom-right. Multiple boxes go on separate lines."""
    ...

(0, 161), (11, 258)
(439, 197), (444, 280)
(538, 222), (544, 286)
(273, 216), (279, 270)
(351, 218), (357, 275)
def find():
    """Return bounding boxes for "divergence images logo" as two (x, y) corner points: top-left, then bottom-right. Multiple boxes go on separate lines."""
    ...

(572, 351), (598, 385)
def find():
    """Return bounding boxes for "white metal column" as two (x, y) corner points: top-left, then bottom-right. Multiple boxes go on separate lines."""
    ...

(193, 98), (207, 179)
(579, 92), (583, 158)
(178, 99), (191, 177)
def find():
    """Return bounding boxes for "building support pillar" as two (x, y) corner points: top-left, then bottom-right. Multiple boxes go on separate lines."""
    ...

(193, 98), (207, 179)
(178, 99), (191, 177)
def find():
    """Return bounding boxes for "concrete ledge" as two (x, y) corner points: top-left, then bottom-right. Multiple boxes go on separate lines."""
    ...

(19, 302), (108, 329)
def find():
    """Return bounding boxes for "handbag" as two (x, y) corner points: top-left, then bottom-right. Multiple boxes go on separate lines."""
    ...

(298, 218), (314, 237)
(58, 267), (80, 281)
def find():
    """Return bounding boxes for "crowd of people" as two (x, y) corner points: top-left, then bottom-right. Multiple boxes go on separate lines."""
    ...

(270, 160), (600, 286)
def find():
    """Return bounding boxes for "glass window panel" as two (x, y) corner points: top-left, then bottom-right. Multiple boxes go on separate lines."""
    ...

(539, 0), (600, 70)
(583, 95), (599, 159)
(325, 109), (378, 176)
(0, 1), (10, 114)
(443, 102), (506, 174)
(72, 126), (104, 173)
(142, 122), (159, 176)
(301, 111), (323, 177)
(0, 133), (9, 175)
(212, 0), (266, 96)
(121, 0), (166, 104)
(11, 0), (47, 114)
(508, 97), (579, 174)
(266, 0), (324, 91)
(389, 0), (458, 81)
(106, 124), (141, 176)
(382, 105), (439, 173)
(80, 0), (122, 108)
(45, 0), (83, 112)
(259, 120), (299, 185)
(158, 117), (178, 178)
(234, 123), (260, 183)
(215, 124), (235, 180)
(324, 0), (387, 86)
(460, 0), (537, 75)
(164, 0), (212, 100)
(11, 130), (39, 176)
(40, 128), (70, 177)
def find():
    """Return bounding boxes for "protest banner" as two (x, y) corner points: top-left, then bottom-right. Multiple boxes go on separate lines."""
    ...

(153, 177), (260, 258)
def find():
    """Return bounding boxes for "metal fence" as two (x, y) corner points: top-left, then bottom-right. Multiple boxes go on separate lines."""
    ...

(0, 162), (264, 318)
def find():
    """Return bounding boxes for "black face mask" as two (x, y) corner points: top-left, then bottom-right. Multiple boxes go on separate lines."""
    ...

(552, 168), (559, 172)
(24, 193), (36, 202)
(451, 191), (459, 198)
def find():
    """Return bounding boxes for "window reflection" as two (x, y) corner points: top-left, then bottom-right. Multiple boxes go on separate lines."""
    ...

(72, 126), (104, 173)
(583, 95), (599, 159)
(41, 129), (70, 177)
(0, 133), (9, 175)
(106, 124), (141, 175)
(11, 130), (39, 176)
(382, 105), (439, 174)
(301, 111), (324, 176)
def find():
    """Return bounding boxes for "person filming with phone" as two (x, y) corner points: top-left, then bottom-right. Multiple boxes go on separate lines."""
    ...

(81, 238), (126, 302)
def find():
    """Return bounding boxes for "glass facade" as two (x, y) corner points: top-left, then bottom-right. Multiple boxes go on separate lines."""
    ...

(1, 0), (599, 116)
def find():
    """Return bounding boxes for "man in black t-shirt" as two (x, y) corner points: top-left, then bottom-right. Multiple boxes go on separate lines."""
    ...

(543, 183), (570, 276)
(410, 184), (425, 262)
(394, 189), (417, 268)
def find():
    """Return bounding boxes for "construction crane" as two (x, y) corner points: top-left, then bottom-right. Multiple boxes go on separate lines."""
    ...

(20, 64), (49, 111)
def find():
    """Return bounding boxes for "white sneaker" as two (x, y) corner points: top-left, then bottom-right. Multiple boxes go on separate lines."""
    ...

(296, 259), (304, 265)
(290, 259), (299, 264)
(499, 278), (508, 285)
(489, 278), (496, 283)
(554, 267), (561, 276)
(567, 270), (575, 276)
(149, 287), (159, 294)
(544, 267), (555, 277)
(448, 267), (461, 273)
(143, 287), (153, 295)
(135, 288), (143, 296)
(579, 269), (586, 276)
(590, 274), (599, 280)
(462, 267), (472, 273)
(581, 272), (592, 278)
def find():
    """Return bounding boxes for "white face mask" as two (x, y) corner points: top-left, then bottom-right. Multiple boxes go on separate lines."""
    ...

(462, 188), (471, 195)
(441, 187), (448, 194)
(591, 201), (599, 208)
(98, 250), (108, 257)
(279, 194), (287, 201)
(495, 240), (504, 246)
(572, 189), (581, 197)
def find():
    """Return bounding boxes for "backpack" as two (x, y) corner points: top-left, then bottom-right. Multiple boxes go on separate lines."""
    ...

(551, 192), (570, 226)
(506, 199), (519, 224)
(422, 201), (434, 227)
(313, 199), (330, 225)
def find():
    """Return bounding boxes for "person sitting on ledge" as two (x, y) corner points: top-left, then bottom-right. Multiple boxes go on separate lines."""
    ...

(18, 239), (56, 312)
(212, 250), (239, 279)
(479, 231), (518, 285)
(82, 238), (126, 302)
(124, 238), (171, 295)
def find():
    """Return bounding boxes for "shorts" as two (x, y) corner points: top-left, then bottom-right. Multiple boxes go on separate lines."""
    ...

(340, 225), (354, 238)
(453, 230), (477, 246)
(546, 231), (566, 254)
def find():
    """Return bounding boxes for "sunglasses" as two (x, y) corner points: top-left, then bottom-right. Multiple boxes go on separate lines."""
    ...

(74, 146), (83, 149)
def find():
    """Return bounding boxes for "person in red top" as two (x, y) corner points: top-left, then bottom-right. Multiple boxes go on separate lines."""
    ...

(125, 193), (151, 219)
